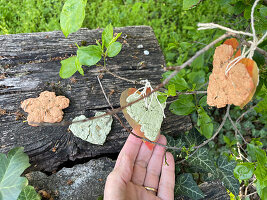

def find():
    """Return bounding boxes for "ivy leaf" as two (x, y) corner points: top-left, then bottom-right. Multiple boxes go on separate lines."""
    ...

(0, 147), (30, 200)
(77, 45), (102, 66)
(216, 156), (240, 196)
(197, 106), (213, 139)
(59, 56), (77, 79)
(18, 185), (41, 200)
(187, 147), (216, 173)
(170, 95), (195, 116)
(166, 135), (185, 161)
(102, 24), (113, 48)
(234, 163), (255, 180)
(60, 0), (87, 38)
(175, 173), (204, 200)
(162, 71), (189, 91)
(107, 42), (122, 57)
(182, 0), (199, 10)
(183, 127), (205, 147)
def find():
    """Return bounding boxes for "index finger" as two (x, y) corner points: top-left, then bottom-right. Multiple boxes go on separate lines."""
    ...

(115, 131), (142, 170)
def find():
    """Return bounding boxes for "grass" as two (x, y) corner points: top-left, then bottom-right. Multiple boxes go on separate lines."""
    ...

(0, 0), (248, 65)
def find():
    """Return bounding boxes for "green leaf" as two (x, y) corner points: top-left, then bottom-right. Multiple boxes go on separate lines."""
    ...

(59, 56), (78, 79)
(0, 147), (30, 200)
(102, 24), (113, 48)
(162, 71), (189, 91)
(183, 0), (199, 10)
(75, 57), (84, 76)
(223, 135), (231, 145)
(187, 147), (216, 173)
(157, 95), (167, 104)
(197, 106), (213, 139)
(183, 127), (205, 147)
(191, 53), (204, 71)
(255, 164), (267, 182)
(216, 156), (240, 196)
(188, 70), (206, 89)
(255, 95), (267, 113)
(247, 144), (267, 165)
(234, 163), (255, 180)
(255, 164), (267, 199)
(166, 135), (186, 161)
(167, 84), (176, 96)
(107, 42), (122, 57)
(60, 0), (87, 38)
(199, 95), (207, 107)
(256, 181), (267, 200)
(169, 95), (195, 115)
(175, 173), (204, 199)
(111, 32), (122, 43)
(77, 45), (102, 66)
(18, 185), (41, 200)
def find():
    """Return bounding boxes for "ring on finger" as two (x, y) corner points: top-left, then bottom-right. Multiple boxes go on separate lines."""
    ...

(144, 186), (158, 193)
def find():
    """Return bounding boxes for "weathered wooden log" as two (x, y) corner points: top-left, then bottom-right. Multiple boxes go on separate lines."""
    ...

(0, 26), (192, 172)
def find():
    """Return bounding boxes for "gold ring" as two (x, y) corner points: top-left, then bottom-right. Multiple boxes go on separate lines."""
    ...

(144, 186), (158, 193)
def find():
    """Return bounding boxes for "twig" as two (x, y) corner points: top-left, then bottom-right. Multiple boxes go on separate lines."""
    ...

(228, 115), (248, 144)
(236, 105), (257, 123)
(198, 23), (253, 37)
(96, 75), (182, 150)
(103, 66), (139, 84)
(177, 104), (230, 164)
(32, 33), (231, 127)
(167, 91), (207, 104)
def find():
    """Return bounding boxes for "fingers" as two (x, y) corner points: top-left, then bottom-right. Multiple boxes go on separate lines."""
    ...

(131, 140), (154, 185)
(115, 133), (142, 182)
(157, 152), (175, 200)
(104, 153), (132, 200)
(143, 135), (167, 193)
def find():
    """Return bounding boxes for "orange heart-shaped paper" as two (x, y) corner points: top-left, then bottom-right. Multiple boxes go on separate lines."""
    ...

(120, 88), (160, 150)
(207, 38), (259, 108)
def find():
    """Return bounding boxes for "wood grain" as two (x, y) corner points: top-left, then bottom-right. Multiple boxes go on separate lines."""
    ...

(0, 26), (192, 172)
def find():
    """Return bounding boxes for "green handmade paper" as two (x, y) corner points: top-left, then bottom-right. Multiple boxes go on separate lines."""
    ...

(126, 92), (166, 141)
(69, 112), (113, 145)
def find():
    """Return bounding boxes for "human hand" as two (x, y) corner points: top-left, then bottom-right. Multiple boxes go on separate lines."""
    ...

(104, 132), (175, 200)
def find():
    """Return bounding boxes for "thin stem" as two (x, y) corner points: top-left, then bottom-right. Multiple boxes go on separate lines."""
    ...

(236, 105), (257, 123)
(167, 91), (207, 104)
(197, 23), (253, 37)
(177, 104), (230, 164)
(228, 115), (248, 144)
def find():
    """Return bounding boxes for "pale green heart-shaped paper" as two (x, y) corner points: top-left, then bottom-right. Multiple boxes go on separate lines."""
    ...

(126, 92), (166, 141)
(69, 112), (113, 145)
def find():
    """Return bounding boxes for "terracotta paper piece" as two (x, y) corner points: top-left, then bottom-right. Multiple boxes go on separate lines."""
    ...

(69, 112), (113, 145)
(21, 91), (70, 126)
(207, 39), (259, 108)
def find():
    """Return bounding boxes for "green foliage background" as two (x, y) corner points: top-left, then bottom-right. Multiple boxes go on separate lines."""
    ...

(1, 0), (266, 199)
